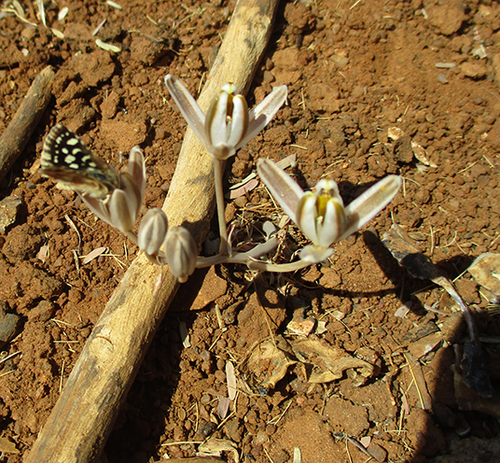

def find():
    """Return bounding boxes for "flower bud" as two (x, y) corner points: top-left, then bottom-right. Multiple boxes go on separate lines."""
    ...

(81, 147), (146, 233)
(138, 208), (169, 256)
(164, 226), (198, 283)
(107, 173), (142, 232)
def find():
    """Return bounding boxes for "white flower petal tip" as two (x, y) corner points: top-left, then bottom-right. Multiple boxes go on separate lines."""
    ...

(165, 74), (288, 160)
(340, 175), (402, 241)
(243, 85), (288, 145)
(164, 74), (207, 146)
(164, 226), (198, 283)
(138, 208), (169, 256)
(128, 146), (146, 203)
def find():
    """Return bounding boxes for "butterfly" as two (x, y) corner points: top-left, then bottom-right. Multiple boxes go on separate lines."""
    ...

(40, 124), (120, 199)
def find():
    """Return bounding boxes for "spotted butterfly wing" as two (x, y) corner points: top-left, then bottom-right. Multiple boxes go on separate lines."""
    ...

(40, 124), (120, 199)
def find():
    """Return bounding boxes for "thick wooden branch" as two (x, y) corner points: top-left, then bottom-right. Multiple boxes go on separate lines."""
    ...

(0, 66), (54, 184)
(25, 0), (280, 461)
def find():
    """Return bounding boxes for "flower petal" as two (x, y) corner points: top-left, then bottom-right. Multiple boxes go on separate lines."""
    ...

(206, 90), (230, 147)
(340, 175), (402, 241)
(299, 245), (334, 264)
(164, 74), (209, 148)
(119, 172), (142, 218)
(108, 188), (135, 232)
(240, 85), (287, 147)
(317, 198), (345, 247)
(297, 193), (320, 245)
(81, 194), (112, 225)
(226, 94), (248, 147)
(128, 146), (146, 205)
(257, 158), (303, 224)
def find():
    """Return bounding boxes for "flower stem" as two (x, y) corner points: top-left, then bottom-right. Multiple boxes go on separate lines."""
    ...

(213, 158), (230, 256)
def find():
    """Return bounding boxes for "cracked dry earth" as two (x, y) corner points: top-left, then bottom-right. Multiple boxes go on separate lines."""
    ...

(1, 0), (500, 462)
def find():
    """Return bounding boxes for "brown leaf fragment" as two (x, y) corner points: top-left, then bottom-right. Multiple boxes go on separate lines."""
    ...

(366, 441), (387, 462)
(411, 140), (437, 167)
(198, 437), (239, 463)
(468, 252), (500, 297)
(0, 436), (19, 454)
(408, 332), (442, 360)
(240, 336), (296, 392)
(291, 338), (374, 384)
(405, 354), (432, 410)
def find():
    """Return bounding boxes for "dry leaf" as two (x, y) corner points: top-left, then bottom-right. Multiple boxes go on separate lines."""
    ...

(226, 361), (237, 400)
(82, 246), (107, 264)
(37, 244), (49, 263)
(291, 338), (374, 384)
(388, 126), (405, 141)
(411, 140), (437, 167)
(405, 353), (432, 410)
(198, 437), (239, 463)
(95, 39), (121, 53)
(408, 332), (442, 360)
(468, 252), (500, 296)
(240, 336), (296, 392)
(217, 396), (230, 420)
(229, 178), (259, 199)
(0, 436), (19, 454)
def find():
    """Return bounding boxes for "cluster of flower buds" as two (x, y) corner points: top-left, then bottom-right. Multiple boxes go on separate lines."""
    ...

(79, 146), (198, 282)
(137, 209), (197, 283)
(81, 146), (146, 238)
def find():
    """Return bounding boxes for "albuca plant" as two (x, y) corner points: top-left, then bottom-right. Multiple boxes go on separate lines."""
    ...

(165, 75), (288, 256)
(40, 76), (402, 283)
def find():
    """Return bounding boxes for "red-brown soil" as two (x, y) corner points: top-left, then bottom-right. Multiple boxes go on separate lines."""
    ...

(1, 0), (500, 462)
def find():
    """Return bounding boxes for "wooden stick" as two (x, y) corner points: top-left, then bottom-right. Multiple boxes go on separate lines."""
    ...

(0, 66), (54, 184)
(25, 0), (279, 461)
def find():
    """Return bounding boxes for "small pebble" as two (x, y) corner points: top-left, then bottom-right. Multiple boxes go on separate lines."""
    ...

(437, 73), (448, 84)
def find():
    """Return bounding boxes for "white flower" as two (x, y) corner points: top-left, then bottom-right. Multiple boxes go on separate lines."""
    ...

(164, 74), (287, 160)
(257, 158), (402, 262)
